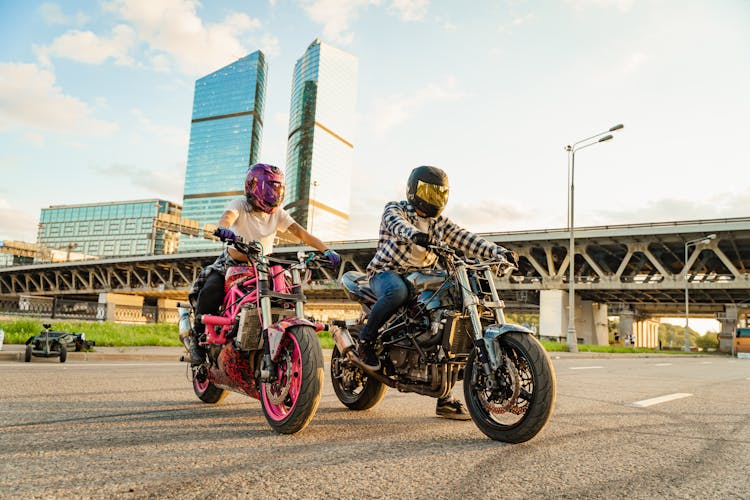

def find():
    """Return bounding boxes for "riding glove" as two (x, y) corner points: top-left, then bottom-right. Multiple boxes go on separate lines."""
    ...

(324, 249), (341, 267)
(411, 231), (431, 248)
(215, 227), (237, 242)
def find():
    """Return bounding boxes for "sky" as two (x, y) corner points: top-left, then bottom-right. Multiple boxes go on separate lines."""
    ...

(2, 0), (750, 245)
(2, 0), (746, 334)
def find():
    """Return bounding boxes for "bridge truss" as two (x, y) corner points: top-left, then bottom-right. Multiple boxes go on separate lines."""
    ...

(1, 218), (749, 317)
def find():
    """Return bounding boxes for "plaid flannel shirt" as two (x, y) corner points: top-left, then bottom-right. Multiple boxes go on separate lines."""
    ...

(366, 200), (507, 276)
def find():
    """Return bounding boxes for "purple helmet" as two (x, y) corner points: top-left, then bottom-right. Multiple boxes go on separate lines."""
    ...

(245, 163), (285, 214)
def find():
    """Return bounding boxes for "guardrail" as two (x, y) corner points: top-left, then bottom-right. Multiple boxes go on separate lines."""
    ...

(0, 298), (180, 324)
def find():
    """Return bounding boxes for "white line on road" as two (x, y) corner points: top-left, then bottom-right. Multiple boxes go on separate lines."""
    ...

(569, 366), (603, 370)
(627, 393), (692, 408)
(654, 363), (673, 366)
(701, 361), (712, 364)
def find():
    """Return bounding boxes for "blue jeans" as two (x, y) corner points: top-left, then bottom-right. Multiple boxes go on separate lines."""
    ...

(358, 271), (410, 343)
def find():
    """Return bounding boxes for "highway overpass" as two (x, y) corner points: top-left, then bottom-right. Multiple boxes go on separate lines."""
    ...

(2, 217), (749, 348)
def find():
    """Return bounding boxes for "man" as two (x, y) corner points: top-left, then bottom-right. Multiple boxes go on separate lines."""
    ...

(187, 163), (340, 365)
(358, 166), (516, 420)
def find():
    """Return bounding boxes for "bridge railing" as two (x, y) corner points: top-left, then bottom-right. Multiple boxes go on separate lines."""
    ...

(0, 297), (181, 325)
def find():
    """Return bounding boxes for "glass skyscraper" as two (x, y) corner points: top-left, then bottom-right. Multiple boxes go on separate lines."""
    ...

(180, 51), (268, 252)
(285, 39), (358, 241)
(37, 199), (181, 258)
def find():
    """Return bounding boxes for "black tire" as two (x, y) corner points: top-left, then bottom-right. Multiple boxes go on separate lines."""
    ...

(193, 372), (228, 404)
(260, 325), (324, 434)
(464, 332), (556, 443)
(24, 345), (32, 362)
(58, 344), (67, 363)
(330, 345), (388, 410)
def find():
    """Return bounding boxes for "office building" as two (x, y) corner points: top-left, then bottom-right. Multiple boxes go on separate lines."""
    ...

(180, 51), (268, 252)
(36, 199), (181, 258)
(284, 39), (358, 241)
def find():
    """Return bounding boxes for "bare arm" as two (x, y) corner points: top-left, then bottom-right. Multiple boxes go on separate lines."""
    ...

(218, 210), (239, 228)
(219, 210), (245, 261)
(287, 222), (329, 253)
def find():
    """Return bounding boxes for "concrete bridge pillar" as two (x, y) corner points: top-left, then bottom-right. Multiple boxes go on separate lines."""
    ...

(619, 310), (634, 345)
(539, 290), (608, 345)
(718, 305), (738, 353)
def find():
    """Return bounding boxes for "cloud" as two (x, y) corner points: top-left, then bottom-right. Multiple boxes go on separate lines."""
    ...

(621, 52), (647, 75)
(300, 0), (380, 45)
(586, 189), (750, 226)
(131, 108), (189, 147)
(564, 0), (635, 13)
(300, 0), (432, 44)
(35, 25), (136, 67)
(103, 0), (265, 75)
(38, 2), (90, 26)
(498, 12), (534, 33)
(0, 202), (37, 242)
(446, 199), (528, 233)
(369, 76), (466, 136)
(0, 62), (118, 136)
(388, 0), (429, 21)
(90, 163), (184, 200)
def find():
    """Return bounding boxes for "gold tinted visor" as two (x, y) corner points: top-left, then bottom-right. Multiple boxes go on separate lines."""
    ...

(415, 180), (449, 208)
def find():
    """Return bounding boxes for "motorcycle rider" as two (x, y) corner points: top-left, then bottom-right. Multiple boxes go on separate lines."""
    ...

(357, 166), (517, 420)
(187, 163), (341, 365)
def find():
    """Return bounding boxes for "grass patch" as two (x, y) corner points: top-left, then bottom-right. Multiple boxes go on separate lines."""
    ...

(0, 319), (708, 354)
(0, 319), (181, 347)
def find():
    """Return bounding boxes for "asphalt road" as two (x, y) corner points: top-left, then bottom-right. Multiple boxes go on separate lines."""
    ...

(1, 354), (749, 499)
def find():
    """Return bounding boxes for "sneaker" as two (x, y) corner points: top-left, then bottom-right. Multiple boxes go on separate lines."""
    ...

(188, 338), (205, 366)
(356, 340), (381, 370)
(436, 398), (471, 420)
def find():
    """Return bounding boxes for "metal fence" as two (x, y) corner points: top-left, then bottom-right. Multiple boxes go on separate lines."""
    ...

(0, 297), (180, 324)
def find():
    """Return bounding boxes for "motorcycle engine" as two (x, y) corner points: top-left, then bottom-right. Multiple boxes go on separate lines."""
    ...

(389, 347), (430, 382)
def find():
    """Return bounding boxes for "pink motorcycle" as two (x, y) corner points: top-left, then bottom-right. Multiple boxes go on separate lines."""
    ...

(180, 234), (328, 434)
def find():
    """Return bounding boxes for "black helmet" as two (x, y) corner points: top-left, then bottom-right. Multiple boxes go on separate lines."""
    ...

(407, 166), (449, 217)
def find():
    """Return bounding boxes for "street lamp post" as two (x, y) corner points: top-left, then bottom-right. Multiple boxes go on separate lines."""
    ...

(683, 233), (717, 352)
(565, 124), (624, 352)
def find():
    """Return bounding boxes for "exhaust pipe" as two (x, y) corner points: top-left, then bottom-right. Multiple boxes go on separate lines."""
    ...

(330, 325), (355, 355)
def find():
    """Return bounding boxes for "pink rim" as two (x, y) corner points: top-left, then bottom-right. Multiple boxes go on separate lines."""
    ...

(261, 334), (302, 421)
(194, 375), (209, 393)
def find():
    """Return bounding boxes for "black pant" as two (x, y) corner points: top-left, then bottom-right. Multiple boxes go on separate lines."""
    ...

(194, 271), (225, 336)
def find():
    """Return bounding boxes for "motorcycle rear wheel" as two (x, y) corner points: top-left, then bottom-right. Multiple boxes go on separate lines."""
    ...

(193, 370), (228, 404)
(330, 346), (388, 410)
(260, 325), (324, 434)
(464, 331), (556, 443)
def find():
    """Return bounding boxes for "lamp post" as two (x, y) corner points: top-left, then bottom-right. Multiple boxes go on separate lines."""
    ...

(683, 233), (717, 352)
(564, 124), (624, 352)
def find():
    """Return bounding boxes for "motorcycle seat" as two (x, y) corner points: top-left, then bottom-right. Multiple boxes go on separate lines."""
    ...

(341, 271), (377, 302)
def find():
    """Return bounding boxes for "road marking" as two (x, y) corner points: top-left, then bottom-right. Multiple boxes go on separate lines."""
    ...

(700, 361), (712, 364)
(654, 363), (672, 366)
(569, 366), (603, 370)
(627, 393), (692, 408)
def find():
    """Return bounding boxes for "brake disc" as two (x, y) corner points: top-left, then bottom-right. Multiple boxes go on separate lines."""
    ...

(480, 356), (522, 415)
(264, 352), (293, 405)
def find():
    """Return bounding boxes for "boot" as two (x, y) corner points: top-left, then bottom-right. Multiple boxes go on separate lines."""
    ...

(188, 333), (205, 366)
(356, 339), (381, 370)
(436, 397), (471, 420)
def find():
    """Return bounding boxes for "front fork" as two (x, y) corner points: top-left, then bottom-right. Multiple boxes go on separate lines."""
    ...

(457, 264), (504, 390)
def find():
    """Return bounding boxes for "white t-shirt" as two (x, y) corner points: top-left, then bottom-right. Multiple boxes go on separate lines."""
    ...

(225, 198), (295, 254)
(406, 215), (431, 267)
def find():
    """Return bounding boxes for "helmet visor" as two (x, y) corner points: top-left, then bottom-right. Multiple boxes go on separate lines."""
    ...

(262, 181), (285, 207)
(415, 180), (449, 209)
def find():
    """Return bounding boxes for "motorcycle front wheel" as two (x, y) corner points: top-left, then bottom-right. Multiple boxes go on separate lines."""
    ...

(330, 346), (388, 410)
(260, 325), (324, 434)
(464, 331), (556, 443)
